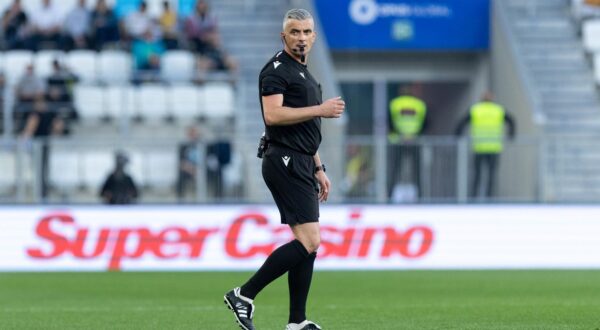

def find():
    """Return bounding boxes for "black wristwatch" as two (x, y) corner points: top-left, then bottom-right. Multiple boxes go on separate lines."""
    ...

(315, 164), (326, 174)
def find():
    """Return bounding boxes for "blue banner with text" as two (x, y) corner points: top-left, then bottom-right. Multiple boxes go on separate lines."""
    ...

(314, 0), (490, 50)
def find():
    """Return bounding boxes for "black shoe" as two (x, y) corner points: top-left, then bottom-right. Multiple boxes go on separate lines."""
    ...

(285, 320), (322, 330)
(224, 287), (255, 330)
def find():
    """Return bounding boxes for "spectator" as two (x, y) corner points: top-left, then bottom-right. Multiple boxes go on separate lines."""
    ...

(177, 126), (201, 200)
(100, 151), (139, 204)
(14, 64), (46, 126)
(159, 0), (179, 49)
(387, 84), (428, 201)
(206, 137), (231, 199)
(90, 0), (120, 50)
(1, 0), (28, 49)
(341, 145), (374, 199)
(20, 96), (65, 198)
(63, 0), (91, 50)
(123, 0), (153, 42)
(184, 0), (218, 54)
(46, 59), (79, 131)
(455, 91), (516, 199)
(131, 29), (165, 83)
(26, 0), (63, 51)
(196, 34), (238, 78)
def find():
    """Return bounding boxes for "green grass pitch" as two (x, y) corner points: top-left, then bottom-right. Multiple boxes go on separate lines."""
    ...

(1, 271), (600, 329)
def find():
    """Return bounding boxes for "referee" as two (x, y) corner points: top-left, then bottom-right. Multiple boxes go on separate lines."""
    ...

(224, 8), (345, 330)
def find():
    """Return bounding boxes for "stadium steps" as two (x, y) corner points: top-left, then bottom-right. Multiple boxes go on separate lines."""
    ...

(210, 0), (290, 201)
(503, 0), (600, 202)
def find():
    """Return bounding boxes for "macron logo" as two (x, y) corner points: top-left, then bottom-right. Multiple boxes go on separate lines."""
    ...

(299, 72), (305, 79)
(282, 156), (290, 166)
(273, 61), (282, 69)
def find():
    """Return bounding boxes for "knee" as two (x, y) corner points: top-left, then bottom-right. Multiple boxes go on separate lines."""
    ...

(301, 236), (320, 254)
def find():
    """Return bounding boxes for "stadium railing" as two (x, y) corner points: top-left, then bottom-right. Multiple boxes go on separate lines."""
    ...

(0, 135), (542, 204)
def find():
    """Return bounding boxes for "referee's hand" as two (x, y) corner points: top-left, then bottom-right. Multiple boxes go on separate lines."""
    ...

(320, 96), (345, 118)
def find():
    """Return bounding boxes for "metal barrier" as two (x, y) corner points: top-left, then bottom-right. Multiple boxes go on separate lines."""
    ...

(0, 135), (542, 204)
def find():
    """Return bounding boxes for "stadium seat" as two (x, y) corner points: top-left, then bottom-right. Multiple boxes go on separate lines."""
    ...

(169, 84), (201, 120)
(106, 85), (136, 121)
(49, 149), (81, 189)
(82, 151), (113, 190)
(201, 82), (235, 120)
(74, 85), (107, 121)
(34, 50), (65, 78)
(0, 151), (16, 191)
(137, 84), (170, 121)
(3, 50), (34, 84)
(146, 151), (178, 188)
(583, 19), (600, 53)
(99, 50), (132, 84)
(160, 50), (196, 82)
(66, 50), (98, 83)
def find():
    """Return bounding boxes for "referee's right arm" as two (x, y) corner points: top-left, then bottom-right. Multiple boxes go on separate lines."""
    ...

(262, 95), (345, 126)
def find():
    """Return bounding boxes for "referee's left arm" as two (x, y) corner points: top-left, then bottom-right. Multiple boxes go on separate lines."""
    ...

(313, 152), (330, 202)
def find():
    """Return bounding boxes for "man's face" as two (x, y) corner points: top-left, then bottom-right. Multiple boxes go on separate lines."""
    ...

(281, 18), (316, 59)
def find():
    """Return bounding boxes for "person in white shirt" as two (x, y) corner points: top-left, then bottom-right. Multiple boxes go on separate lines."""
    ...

(27, 0), (62, 50)
(123, 1), (153, 41)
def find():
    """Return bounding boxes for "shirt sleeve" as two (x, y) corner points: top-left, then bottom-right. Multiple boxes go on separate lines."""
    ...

(261, 71), (287, 96)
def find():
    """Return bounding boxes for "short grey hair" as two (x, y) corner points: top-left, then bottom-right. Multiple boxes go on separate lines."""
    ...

(283, 8), (313, 30)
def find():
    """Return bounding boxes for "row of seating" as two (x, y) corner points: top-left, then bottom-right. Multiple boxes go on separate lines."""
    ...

(582, 19), (600, 85)
(0, 0), (174, 19)
(73, 82), (235, 122)
(0, 147), (243, 193)
(0, 49), (202, 84)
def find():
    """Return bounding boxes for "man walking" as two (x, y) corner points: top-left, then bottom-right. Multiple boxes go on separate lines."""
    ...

(224, 8), (345, 330)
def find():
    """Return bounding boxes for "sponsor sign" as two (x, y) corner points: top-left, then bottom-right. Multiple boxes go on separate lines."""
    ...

(315, 0), (490, 50)
(1, 206), (599, 271)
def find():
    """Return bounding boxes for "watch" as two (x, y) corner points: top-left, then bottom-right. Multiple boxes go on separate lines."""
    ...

(315, 164), (326, 173)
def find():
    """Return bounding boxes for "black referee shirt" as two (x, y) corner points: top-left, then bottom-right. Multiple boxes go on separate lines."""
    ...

(259, 50), (322, 156)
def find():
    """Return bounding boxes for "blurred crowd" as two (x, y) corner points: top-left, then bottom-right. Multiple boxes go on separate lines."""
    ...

(1, 0), (237, 76)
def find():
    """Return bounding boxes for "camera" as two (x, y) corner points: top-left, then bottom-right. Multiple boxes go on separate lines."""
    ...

(257, 132), (268, 158)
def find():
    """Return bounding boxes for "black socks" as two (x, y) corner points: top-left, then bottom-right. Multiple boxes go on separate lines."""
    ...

(240, 239), (309, 300)
(288, 252), (317, 324)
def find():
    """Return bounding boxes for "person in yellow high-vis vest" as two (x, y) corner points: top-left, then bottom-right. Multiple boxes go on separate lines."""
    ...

(455, 92), (515, 198)
(388, 85), (428, 201)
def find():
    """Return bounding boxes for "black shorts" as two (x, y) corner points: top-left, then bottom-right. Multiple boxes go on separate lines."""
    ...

(262, 145), (320, 225)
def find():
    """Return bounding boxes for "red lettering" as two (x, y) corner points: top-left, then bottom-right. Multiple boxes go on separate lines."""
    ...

(357, 228), (377, 257)
(71, 228), (111, 259)
(187, 228), (219, 258)
(225, 213), (275, 258)
(320, 226), (355, 258)
(381, 226), (434, 258)
(26, 213), (74, 259)
(109, 229), (152, 270)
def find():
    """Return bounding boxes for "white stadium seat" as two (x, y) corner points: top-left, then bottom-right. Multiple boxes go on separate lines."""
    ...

(137, 84), (169, 120)
(201, 82), (235, 120)
(146, 151), (178, 187)
(3, 50), (34, 84)
(0, 151), (16, 189)
(74, 85), (107, 121)
(49, 150), (81, 188)
(169, 84), (201, 120)
(99, 50), (132, 84)
(67, 50), (98, 83)
(160, 50), (196, 82)
(83, 151), (113, 189)
(106, 85), (136, 120)
(583, 19), (600, 53)
(34, 50), (65, 78)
